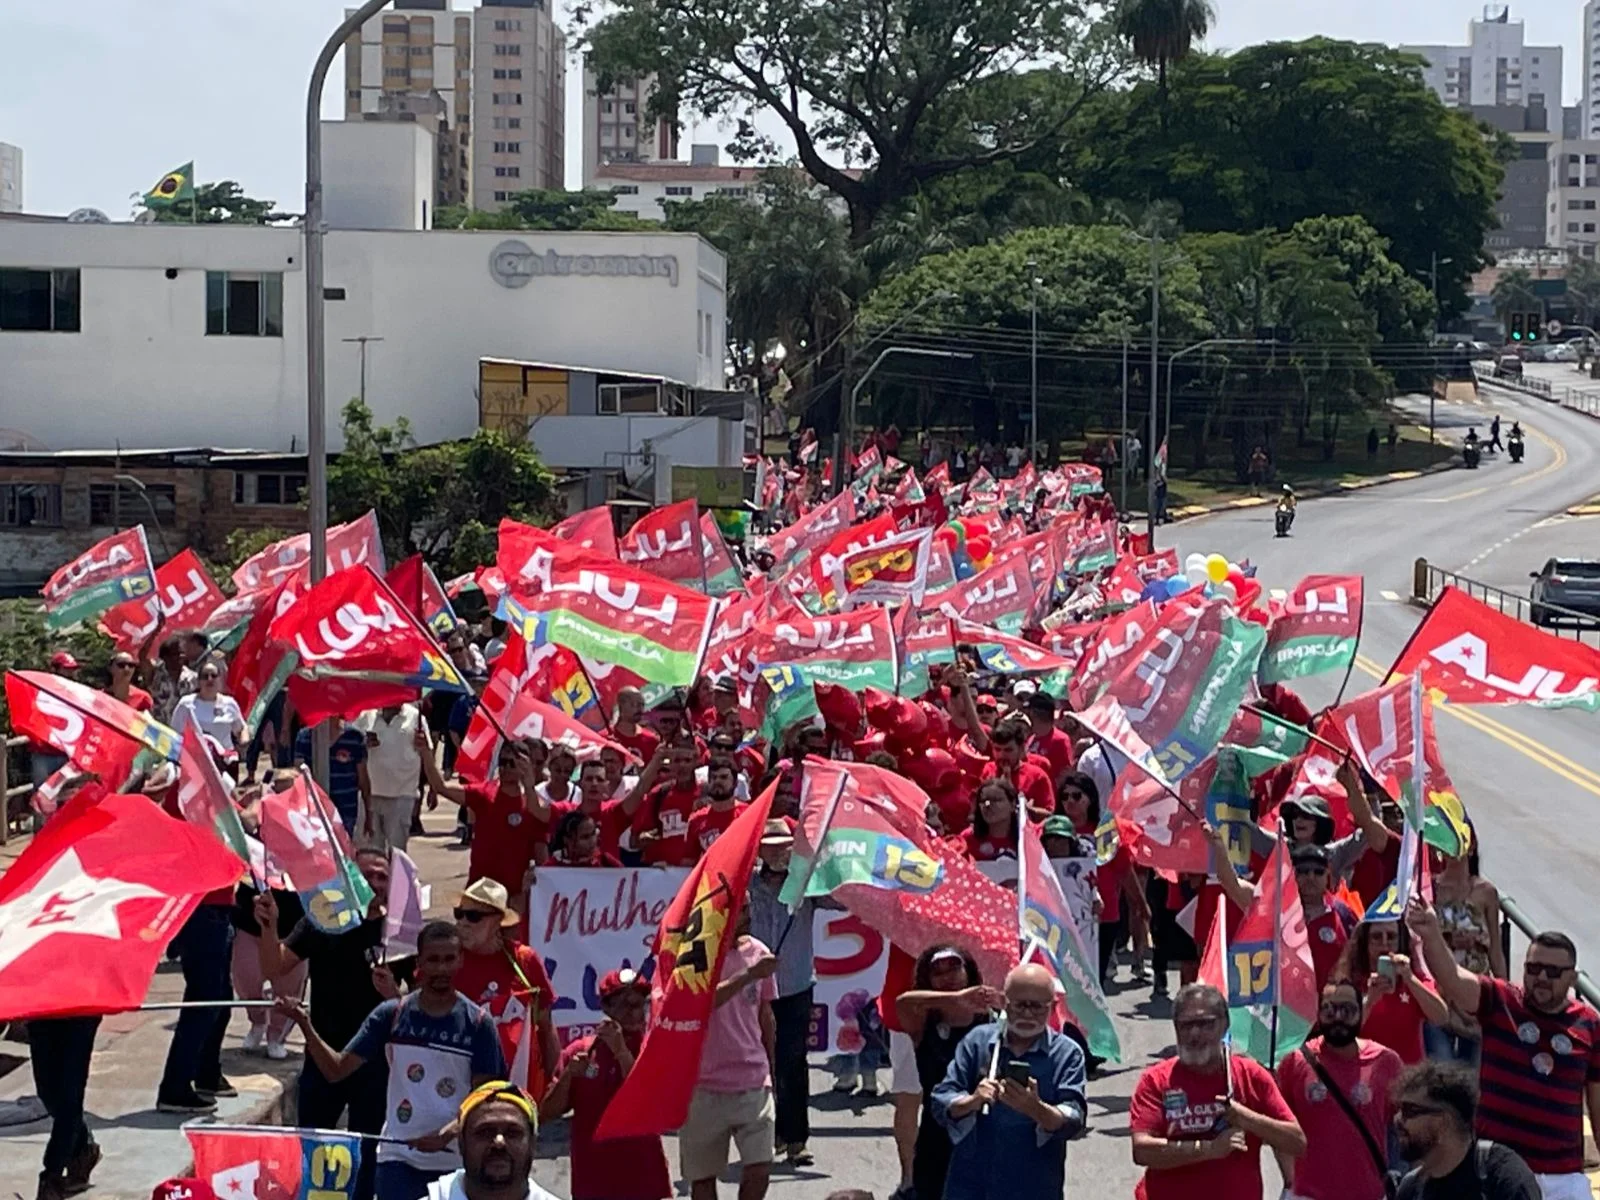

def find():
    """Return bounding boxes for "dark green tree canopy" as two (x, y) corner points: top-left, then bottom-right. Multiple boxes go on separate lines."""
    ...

(142, 180), (294, 224)
(433, 188), (655, 231)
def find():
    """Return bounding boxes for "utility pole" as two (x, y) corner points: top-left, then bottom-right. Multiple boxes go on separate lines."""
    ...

(1027, 259), (1039, 461)
(1120, 332), (1129, 514)
(342, 335), (385, 409)
(1147, 234), (1161, 544)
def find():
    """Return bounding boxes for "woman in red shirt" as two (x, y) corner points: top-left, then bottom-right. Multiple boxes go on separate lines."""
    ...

(1336, 918), (1449, 1064)
(550, 810), (623, 867)
(105, 651), (154, 713)
(963, 779), (1019, 862)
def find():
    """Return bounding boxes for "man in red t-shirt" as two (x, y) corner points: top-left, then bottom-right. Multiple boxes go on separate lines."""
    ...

(1129, 983), (1304, 1200)
(417, 727), (548, 892)
(685, 760), (745, 859)
(624, 741), (702, 866)
(540, 968), (671, 1200)
(1023, 692), (1076, 789)
(1276, 980), (1404, 1200)
(552, 761), (632, 858)
(1290, 843), (1358, 991)
(979, 720), (1055, 822)
(610, 686), (660, 766)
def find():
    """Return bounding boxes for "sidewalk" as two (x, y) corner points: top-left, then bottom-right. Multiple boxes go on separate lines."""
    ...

(1128, 457), (1462, 526)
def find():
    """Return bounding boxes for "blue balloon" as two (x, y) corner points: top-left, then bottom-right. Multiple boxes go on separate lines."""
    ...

(1139, 580), (1165, 600)
(1164, 577), (1189, 599)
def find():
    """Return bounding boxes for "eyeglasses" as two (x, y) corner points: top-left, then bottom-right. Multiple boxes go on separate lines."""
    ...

(1397, 1101), (1444, 1120)
(1061, 790), (1087, 802)
(199, 671), (220, 681)
(1175, 1017), (1222, 1033)
(1295, 864), (1329, 876)
(1525, 962), (1574, 980)
(1319, 1003), (1361, 1019)
(454, 908), (496, 923)
(1006, 998), (1052, 1014)
(112, 661), (136, 671)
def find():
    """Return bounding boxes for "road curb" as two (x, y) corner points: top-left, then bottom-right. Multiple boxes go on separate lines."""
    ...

(1148, 458), (1463, 525)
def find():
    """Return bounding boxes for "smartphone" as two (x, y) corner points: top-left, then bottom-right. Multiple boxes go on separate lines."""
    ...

(1376, 955), (1395, 981)
(1003, 1060), (1033, 1086)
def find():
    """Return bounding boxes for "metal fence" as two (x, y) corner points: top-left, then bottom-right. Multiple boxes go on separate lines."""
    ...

(1, 733), (30, 846)
(1501, 894), (1600, 1011)
(1474, 364), (1600, 418)
(1412, 559), (1600, 647)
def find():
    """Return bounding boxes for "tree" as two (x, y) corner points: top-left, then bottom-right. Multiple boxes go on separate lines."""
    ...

(1490, 267), (1539, 324)
(1113, 0), (1215, 103)
(1565, 259), (1600, 328)
(580, 0), (1126, 243)
(433, 189), (655, 231)
(327, 400), (561, 578)
(142, 180), (294, 224)
(1070, 39), (1510, 314)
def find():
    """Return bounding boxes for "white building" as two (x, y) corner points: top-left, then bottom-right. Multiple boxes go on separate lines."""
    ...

(1547, 140), (1600, 258)
(1403, 6), (1561, 110)
(581, 67), (678, 187)
(594, 147), (763, 218)
(0, 143), (21, 214)
(0, 221), (730, 468)
(1585, 2), (1600, 138)
(323, 121), (437, 232)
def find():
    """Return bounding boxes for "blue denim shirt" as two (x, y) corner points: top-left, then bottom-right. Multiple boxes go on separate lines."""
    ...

(745, 869), (820, 999)
(931, 1023), (1087, 1200)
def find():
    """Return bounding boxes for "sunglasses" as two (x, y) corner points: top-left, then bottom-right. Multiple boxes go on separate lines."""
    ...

(1397, 1101), (1444, 1120)
(1318, 1002), (1361, 1019)
(112, 661), (136, 671)
(1007, 998), (1052, 1014)
(454, 908), (496, 923)
(1060, 789), (1087, 802)
(1525, 962), (1574, 980)
(1295, 864), (1329, 876)
(199, 671), (220, 681)
(1175, 1017), (1222, 1033)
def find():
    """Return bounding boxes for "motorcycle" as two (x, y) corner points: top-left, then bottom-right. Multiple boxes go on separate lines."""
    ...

(1464, 442), (1481, 469)
(1509, 434), (1525, 463)
(1275, 505), (1294, 537)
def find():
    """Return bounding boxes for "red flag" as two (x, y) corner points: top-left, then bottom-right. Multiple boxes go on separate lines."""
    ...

(620, 498), (704, 587)
(42, 527), (157, 631)
(98, 548), (225, 651)
(177, 725), (254, 865)
(226, 577), (301, 721)
(0, 789), (244, 1020)
(553, 505), (619, 558)
(811, 512), (898, 603)
(832, 527), (933, 607)
(457, 631), (536, 782)
(232, 510), (384, 592)
(1324, 677), (1420, 806)
(1105, 761), (1211, 874)
(766, 490), (856, 566)
(4, 670), (174, 785)
(187, 1126), (364, 1198)
(385, 554), (460, 638)
(1390, 585), (1600, 708)
(594, 788), (771, 1140)
(1103, 556), (1148, 610)
(1069, 600), (1160, 708)
(258, 775), (373, 933)
(936, 557), (1038, 634)
(746, 608), (899, 692)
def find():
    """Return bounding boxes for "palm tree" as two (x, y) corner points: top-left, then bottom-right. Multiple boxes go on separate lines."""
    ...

(1114, 0), (1216, 104)
(1490, 266), (1539, 324)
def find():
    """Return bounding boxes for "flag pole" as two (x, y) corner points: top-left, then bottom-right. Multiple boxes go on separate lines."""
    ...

(1332, 585), (1366, 705)
(1219, 900), (1234, 1100)
(772, 759), (844, 954)
(1267, 832), (1284, 1070)
(1241, 704), (1351, 759)
(139, 999), (276, 1011)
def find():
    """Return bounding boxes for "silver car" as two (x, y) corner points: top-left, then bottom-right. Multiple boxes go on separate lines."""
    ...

(1530, 558), (1600, 625)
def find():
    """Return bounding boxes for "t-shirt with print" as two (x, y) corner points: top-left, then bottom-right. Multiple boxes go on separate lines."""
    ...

(452, 941), (558, 1096)
(345, 993), (504, 1171)
(1305, 901), (1357, 991)
(697, 935), (777, 1093)
(1028, 725), (1077, 786)
(461, 782), (549, 893)
(686, 802), (747, 857)
(1474, 975), (1600, 1174)
(612, 725), (660, 767)
(1362, 987), (1426, 1065)
(633, 782), (700, 866)
(1129, 1054), (1295, 1200)
(1276, 1037), (1404, 1200)
(555, 1033), (672, 1200)
(549, 798), (632, 858)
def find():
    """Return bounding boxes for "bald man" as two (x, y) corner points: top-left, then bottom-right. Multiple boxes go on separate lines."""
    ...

(931, 964), (1087, 1199)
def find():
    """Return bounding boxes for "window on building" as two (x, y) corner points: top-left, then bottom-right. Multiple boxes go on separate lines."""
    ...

(612, 184), (639, 194)
(233, 472), (307, 507)
(494, 191), (508, 202)
(624, 101), (636, 114)
(506, 142), (522, 153)
(623, 125), (635, 139)
(494, 68), (507, 79)
(205, 272), (283, 337)
(1570, 222), (1582, 232)
(410, 45), (430, 57)
(598, 382), (662, 414)
(603, 101), (614, 114)
(0, 268), (80, 332)
(384, 66), (408, 78)
(1587, 200), (1598, 210)
(506, 68), (522, 79)
(665, 185), (693, 196)
(89, 482), (177, 527)
(494, 166), (522, 178)
(1587, 223), (1596, 233)
(348, 88), (362, 101)
(0, 483), (62, 527)
(383, 17), (409, 33)
(507, 117), (522, 128)
(715, 186), (750, 197)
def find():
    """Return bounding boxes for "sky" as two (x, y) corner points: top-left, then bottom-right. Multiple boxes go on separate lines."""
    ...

(0, 0), (1587, 217)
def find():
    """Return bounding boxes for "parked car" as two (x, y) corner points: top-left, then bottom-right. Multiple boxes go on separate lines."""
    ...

(1551, 342), (1581, 362)
(1530, 558), (1600, 625)
(1494, 354), (1524, 379)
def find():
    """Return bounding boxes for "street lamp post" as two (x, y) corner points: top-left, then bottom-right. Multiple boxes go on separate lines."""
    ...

(839, 346), (972, 495)
(1147, 235), (1160, 543)
(1163, 337), (1277, 467)
(1027, 259), (1039, 461)
(113, 474), (172, 558)
(306, 0), (388, 787)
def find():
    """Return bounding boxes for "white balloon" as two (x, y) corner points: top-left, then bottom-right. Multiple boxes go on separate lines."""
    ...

(1186, 563), (1210, 586)
(1185, 553), (1207, 572)
(1219, 581), (1238, 602)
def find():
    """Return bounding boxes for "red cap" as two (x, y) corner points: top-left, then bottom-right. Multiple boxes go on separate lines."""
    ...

(597, 967), (651, 1000)
(49, 651), (80, 671)
(153, 1181), (218, 1200)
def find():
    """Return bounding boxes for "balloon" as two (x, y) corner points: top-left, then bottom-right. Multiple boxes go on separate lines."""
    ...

(1185, 553), (1207, 574)
(1140, 580), (1165, 600)
(1236, 579), (1263, 609)
(967, 534), (992, 562)
(815, 683), (864, 734)
(1165, 577), (1190, 599)
(1186, 562), (1211, 587)
(1218, 581), (1238, 603)
(935, 526), (959, 551)
(1205, 553), (1229, 583)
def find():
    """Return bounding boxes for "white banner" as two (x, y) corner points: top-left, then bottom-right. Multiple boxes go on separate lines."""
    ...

(810, 910), (889, 1055)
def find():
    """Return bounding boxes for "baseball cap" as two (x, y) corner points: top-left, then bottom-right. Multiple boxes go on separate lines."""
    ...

(1289, 842), (1331, 869)
(49, 651), (80, 671)
(598, 967), (651, 1000)
(1040, 815), (1077, 840)
(152, 1181), (218, 1200)
(457, 878), (520, 927)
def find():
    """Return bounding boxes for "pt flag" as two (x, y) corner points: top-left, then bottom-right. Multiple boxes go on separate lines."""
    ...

(258, 776), (375, 934)
(4, 670), (179, 783)
(186, 1124), (363, 1200)
(99, 547), (226, 651)
(1258, 574), (1363, 684)
(1390, 585), (1600, 709)
(385, 554), (460, 638)
(0, 789), (243, 1021)
(594, 785), (770, 1141)
(552, 505), (620, 558)
(42, 527), (157, 631)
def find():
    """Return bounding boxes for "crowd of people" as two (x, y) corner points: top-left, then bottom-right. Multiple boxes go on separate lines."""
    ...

(15, 441), (1600, 1200)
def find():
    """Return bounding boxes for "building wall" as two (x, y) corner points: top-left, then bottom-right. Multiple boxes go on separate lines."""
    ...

(1546, 141), (1600, 258)
(0, 143), (20, 214)
(527, 414), (741, 471)
(323, 122), (436, 231)
(1470, 106), (1556, 252)
(1586, 2), (1600, 139)
(472, 1), (566, 208)
(0, 222), (727, 457)
(1403, 13), (1561, 110)
(580, 68), (678, 186)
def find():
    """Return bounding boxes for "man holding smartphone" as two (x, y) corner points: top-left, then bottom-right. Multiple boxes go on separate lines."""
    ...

(931, 964), (1088, 1199)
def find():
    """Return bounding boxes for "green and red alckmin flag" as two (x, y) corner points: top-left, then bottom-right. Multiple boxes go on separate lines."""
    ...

(42, 527), (157, 631)
(747, 608), (899, 693)
(1259, 573), (1363, 685)
(595, 785), (772, 1140)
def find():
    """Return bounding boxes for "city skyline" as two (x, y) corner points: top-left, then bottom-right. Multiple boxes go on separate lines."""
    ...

(0, 0), (1585, 217)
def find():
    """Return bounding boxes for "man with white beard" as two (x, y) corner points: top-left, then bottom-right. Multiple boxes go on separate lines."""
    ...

(1129, 983), (1305, 1200)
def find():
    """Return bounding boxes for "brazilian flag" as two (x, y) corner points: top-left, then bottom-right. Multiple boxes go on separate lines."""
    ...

(143, 162), (195, 209)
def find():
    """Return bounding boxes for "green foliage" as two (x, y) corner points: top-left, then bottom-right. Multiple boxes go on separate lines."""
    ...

(216, 527), (294, 577)
(433, 189), (656, 231)
(1070, 39), (1509, 315)
(1287, 216), (1436, 346)
(1112, 0), (1215, 94)
(581, 0), (1126, 241)
(1490, 267), (1539, 321)
(144, 180), (294, 224)
(1566, 258), (1600, 327)
(0, 600), (113, 733)
(326, 399), (562, 579)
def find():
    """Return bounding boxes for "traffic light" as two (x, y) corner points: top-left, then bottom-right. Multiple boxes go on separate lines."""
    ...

(1527, 314), (1543, 342)
(1510, 313), (1525, 341)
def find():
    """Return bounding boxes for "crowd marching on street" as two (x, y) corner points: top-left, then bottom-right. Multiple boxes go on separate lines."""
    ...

(6, 425), (1600, 1200)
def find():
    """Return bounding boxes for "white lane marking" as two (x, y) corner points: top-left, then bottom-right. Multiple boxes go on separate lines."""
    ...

(1380, 590), (1400, 601)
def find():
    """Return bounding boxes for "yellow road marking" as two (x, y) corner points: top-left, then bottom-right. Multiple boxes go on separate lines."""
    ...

(1387, 470), (1422, 481)
(1431, 418), (1567, 503)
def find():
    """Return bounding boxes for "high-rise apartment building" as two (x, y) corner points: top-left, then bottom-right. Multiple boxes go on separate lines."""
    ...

(581, 67), (679, 186)
(345, 2), (474, 208)
(1402, 6), (1561, 111)
(1584, 2), (1600, 138)
(472, 0), (566, 208)
(0, 143), (21, 213)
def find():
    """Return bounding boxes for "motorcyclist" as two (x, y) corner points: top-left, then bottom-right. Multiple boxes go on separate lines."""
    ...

(1464, 427), (1480, 447)
(1277, 484), (1297, 513)
(1510, 421), (1524, 441)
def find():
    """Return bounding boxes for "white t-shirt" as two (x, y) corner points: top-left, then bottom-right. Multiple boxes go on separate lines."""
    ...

(354, 705), (422, 797)
(170, 693), (246, 748)
(425, 1171), (561, 1200)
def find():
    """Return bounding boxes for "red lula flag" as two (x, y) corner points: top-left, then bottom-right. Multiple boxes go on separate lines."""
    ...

(766, 489), (856, 566)
(833, 527), (932, 607)
(227, 576), (302, 726)
(42, 527), (157, 631)
(552, 504), (620, 558)
(1259, 573), (1364, 685)
(781, 760), (1019, 989)
(4, 670), (178, 783)
(938, 557), (1038, 636)
(486, 690), (621, 763)
(949, 617), (1075, 676)
(747, 608), (899, 692)
(811, 512), (898, 605)
(594, 785), (772, 1141)
(1103, 556), (1149, 610)
(259, 775), (374, 934)
(1390, 584), (1600, 709)
(502, 548), (716, 687)
(1197, 838), (1318, 1063)
(1068, 600), (1161, 708)
(385, 554), (460, 638)
(619, 498), (705, 588)
(98, 547), (226, 651)
(268, 565), (468, 726)
(187, 1125), (365, 1200)
(232, 509), (385, 592)
(456, 629), (538, 782)
(528, 642), (609, 731)
(0, 789), (244, 1021)
(177, 724), (253, 866)
(1104, 758), (1210, 874)
(1326, 676), (1422, 817)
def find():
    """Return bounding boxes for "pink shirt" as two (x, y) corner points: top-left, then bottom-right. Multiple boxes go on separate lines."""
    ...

(696, 935), (777, 1094)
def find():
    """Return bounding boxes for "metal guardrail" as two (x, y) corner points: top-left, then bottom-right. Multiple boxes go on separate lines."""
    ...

(1500, 893), (1600, 1011)
(1474, 363), (1600, 418)
(1412, 559), (1600, 647)
(1, 733), (28, 846)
